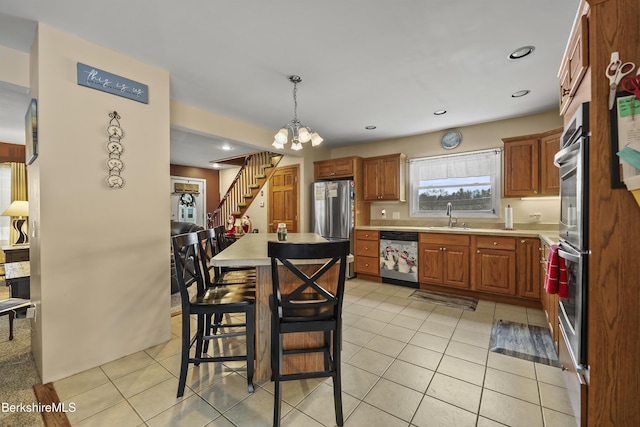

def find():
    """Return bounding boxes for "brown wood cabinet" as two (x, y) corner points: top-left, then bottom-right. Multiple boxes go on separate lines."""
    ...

(314, 157), (357, 180)
(363, 153), (406, 201)
(516, 238), (541, 300)
(354, 230), (379, 277)
(558, 2), (589, 116)
(473, 236), (516, 295)
(503, 128), (562, 197)
(539, 240), (559, 351)
(419, 233), (470, 289)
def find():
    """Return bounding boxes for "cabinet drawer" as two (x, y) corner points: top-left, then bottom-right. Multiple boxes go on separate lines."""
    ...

(355, 239), (379, 257)
(355, 230), (379, 241)
(355, 256), (379, 275)
(420, 233), (470, 246)
(475, 236), (516, 251)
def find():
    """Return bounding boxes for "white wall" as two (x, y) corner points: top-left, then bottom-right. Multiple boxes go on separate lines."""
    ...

(29, 24), (171, 382)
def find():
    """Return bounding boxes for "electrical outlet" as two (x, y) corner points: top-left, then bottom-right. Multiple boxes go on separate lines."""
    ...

(381, 209), (386, 218)
(26, 307), (36, 319)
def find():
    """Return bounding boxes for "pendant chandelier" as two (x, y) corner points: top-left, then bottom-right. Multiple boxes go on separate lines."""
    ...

(272, 75), (323, 151)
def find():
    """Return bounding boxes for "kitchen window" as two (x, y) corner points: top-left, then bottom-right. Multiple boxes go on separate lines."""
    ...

(409, 148), (502, 218)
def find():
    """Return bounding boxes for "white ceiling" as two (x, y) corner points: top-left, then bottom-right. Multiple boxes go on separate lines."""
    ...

(0, 1), (579, 168)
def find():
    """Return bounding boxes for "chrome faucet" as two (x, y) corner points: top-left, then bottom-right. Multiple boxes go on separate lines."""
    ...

(446, 202), (456, 227)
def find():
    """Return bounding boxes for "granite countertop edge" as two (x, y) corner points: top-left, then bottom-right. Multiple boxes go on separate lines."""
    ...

(356, 225), (559, 245)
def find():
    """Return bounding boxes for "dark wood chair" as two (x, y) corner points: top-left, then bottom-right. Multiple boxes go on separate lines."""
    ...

(268, 239), (350, 427)
(198, 228), (256, 287)
(197, 228), (255, 347)
(172, 232), (256, 398)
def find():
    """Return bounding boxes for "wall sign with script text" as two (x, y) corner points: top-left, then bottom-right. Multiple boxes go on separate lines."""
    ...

(77, 63), (149, 104)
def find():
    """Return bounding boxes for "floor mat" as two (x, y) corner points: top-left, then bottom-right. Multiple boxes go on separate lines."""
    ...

(489, 320), (560, 367)
(409, 289), (478, 311)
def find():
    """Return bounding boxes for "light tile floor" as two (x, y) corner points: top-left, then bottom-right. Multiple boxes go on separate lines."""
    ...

(54, 278), (578, 426)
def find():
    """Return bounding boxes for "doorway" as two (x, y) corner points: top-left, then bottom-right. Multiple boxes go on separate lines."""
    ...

(267, 165), (299, 233)
(170, 176), (207, 226)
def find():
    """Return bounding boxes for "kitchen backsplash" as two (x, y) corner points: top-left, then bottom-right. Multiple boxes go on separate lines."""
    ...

(368, 197), (560, 229)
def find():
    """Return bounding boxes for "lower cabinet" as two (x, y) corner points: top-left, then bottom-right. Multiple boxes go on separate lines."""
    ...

(354, 230), (379, 277)
(473, 236), (516, 295)
(540, 240), (560, 351)
(419, 233), (470, 289)
(516, 238), (541, 300)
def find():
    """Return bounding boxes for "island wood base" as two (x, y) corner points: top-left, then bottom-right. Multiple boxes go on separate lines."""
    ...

(255, 263), (340, 381)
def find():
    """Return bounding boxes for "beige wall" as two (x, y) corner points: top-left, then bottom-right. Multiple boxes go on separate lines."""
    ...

(0, 45), (30, 87)
(221, 111), (563, 233)
(29, 24), (171, 383)
(329, 110), (564, 227)
(171, 100), (275, 150)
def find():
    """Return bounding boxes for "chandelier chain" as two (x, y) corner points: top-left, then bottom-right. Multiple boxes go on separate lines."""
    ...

(292, 79), (299, 124)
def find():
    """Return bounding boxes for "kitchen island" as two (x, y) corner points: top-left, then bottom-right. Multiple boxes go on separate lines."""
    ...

(210, 232), (336, 380)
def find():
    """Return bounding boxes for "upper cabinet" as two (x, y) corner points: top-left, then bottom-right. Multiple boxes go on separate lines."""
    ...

(314, 157), (358, 180)
(503, 128), (562, 198)
(363, 153), (407, 202)
(558, 1), (590, 116)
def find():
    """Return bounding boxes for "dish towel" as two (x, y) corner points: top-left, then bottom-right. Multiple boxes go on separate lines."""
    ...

(544, 244), (569, 298)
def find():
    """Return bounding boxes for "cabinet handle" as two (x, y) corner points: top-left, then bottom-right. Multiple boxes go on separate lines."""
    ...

(365, 246), (369, 250)
(477, 250), (481, 253)
(538, 247), (544, 251)
(493, 242), (498, 245)
(364, 263), (369, 267)
(521, 240), (525, 244)
(442, 247), (447, 251)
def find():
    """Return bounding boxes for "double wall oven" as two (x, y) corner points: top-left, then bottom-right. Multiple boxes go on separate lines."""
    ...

(554, 102), (589, 371)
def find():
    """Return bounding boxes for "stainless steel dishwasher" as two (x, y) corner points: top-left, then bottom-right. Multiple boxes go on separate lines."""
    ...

(379, 231), (419, 288)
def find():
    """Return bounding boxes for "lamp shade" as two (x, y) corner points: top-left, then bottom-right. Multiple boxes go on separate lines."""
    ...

(2, 200), (29, 217)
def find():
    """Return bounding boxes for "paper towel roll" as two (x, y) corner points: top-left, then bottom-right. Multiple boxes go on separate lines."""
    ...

(505, 205), (513, 230)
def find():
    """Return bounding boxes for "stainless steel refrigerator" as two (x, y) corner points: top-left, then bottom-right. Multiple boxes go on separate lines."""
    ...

(312, 179), (355, 251)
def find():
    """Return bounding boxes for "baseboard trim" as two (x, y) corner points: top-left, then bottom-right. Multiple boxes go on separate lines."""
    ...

(32, 383), (71, 427)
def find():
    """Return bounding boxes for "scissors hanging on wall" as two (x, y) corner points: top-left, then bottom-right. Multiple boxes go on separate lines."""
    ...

(607, 52), (636, 110)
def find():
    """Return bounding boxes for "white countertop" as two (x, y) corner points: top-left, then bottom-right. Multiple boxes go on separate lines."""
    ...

(210, 232), (328, 267)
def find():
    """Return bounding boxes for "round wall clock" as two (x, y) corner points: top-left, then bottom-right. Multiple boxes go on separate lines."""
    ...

(441, 129), (462, 149)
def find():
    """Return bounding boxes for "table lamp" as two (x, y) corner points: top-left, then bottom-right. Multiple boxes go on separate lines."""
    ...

(2, 200), (29, 245)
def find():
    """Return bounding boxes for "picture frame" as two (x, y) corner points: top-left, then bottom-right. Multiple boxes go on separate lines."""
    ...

(25, 98), (38, 165)
(609, 91), (638, 189)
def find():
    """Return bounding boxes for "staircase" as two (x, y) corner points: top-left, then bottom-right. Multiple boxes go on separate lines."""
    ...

(209, 151), (282, 228)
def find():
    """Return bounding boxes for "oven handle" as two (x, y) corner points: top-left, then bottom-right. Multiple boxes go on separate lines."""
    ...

(554, 141), (580, 167)
(558, 248), (580, 263)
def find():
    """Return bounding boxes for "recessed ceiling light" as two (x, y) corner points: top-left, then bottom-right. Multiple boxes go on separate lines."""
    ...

(365, 125), (377, 130)
(509, 46), (535, 60)
(511, 90), (531, 98)
(210, 162), (221, 168)
(221, 144), (232, 150)
(433, 110), (447, 115)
